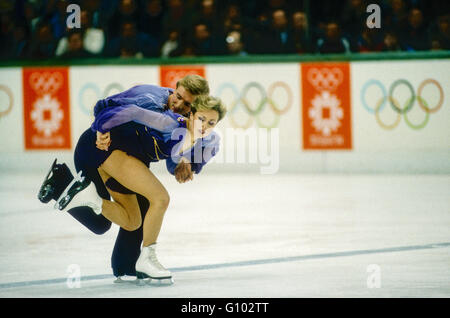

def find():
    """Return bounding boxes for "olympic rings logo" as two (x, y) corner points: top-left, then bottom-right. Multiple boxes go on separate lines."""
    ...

(78, 82), (125, 115)
(0, 85), (14, 118)
(29, 72), (63, 95)
(361, 79), (444, 130)
(215, 81), (293, 129)
(307, 67), (343, 91)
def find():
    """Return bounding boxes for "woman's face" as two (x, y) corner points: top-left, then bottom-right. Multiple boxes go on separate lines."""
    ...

(191, 109), (219, 139)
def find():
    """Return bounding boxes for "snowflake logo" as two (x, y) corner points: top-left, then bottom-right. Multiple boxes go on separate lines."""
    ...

(309, 91), (343, 136)
(30, 94), (64, 137)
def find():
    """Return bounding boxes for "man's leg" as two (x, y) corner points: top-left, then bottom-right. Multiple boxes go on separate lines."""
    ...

(66, 165), (148, 277)
(66, 166), (112, 235)
(111, 194), (149, 277)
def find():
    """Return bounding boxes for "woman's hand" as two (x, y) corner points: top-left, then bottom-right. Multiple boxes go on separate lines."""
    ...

(174, 157), (193, 183)
(96, 131), (111, 151)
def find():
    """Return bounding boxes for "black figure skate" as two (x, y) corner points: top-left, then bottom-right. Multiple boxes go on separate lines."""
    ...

(38, 159), (74, 204)
(38, 159), (90, 210)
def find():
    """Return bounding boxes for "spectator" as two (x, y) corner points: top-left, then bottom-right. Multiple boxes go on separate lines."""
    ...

(55, 10), (105, 57)
(246, 11), (271, 54)
(266, 9), (295, 54)
(160, 29), (181, 57)
(162, 0), (190, 37)
(179, 42), (196, 57)
(107, 0), (140, 39)
(402, 8), (430, 51)
(22, 1), (40, 35)
(104, 20), (158, 57)
(81, 0), (107, 29)
(385, 0), (409, 36)
(340, 0), (366, 50)
(27, 21), (58, 59)
(191, 22), (223, 56)
(430, 14), (450, 50)
(0, 12), (15, 59)
(139, 0), (165, 43)
(48, 0), (69, 40)
(3, 0), (448, 60)
(225, 30), (248, 56)
(310, 0), (342, 29)
(10, 23), (30, 59)
(266, 0), (289, 14)
(356, 28), (384, 52)
(222, 4), (244, 35)
(382, 30), (402, 51)
(191, 0), (218, 33)
(291, 11), (312, 54)
(119, 38), (143, 58)
(60, 29), (94, 59)
(316, 21), (351, 54)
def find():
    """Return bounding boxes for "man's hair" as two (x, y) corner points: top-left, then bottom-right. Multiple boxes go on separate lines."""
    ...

(191, 95), (227, 122)
(176, 74), (210, 96)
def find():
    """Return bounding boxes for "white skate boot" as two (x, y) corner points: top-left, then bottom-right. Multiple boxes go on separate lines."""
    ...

(135, 244), (173, 285)
(57, 180), (103, 214)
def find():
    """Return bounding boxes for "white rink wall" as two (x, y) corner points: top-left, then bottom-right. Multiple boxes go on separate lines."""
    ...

(0, 60), (449, 174)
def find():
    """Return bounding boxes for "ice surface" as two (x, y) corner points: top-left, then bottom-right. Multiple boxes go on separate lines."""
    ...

(0, 172), (449, 297)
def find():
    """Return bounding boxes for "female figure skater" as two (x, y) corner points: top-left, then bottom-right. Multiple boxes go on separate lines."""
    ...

(42, 93), (226, 282)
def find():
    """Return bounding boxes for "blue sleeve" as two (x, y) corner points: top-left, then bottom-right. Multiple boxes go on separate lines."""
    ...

(91, 105), (180, 134)
(190, 134), (220, 174)
(166, 157), (178, 175)
(167, 131), (220, 175)
(93, 85), (172, 116)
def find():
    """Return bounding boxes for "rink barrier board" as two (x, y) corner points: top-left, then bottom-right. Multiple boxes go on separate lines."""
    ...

(0, 51), (449, 67)
(0, 52), (449, 173)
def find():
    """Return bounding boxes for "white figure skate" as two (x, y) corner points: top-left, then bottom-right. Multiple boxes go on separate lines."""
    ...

(135, 243), (174, 285)
(56, 179), (103, 214)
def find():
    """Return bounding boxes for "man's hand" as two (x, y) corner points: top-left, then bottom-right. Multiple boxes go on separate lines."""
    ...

(174, 157), (193, 183)
(96, 131), (111, 151)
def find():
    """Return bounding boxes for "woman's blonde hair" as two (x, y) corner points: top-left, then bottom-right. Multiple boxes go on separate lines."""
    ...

(176, 74), (210, 96)
(191, 95), (227, 122)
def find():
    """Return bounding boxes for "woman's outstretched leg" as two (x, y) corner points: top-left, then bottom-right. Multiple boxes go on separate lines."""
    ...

(97, 169), (142, 232)
(99, 150), (172, 280)
(99, 150), (170, 246)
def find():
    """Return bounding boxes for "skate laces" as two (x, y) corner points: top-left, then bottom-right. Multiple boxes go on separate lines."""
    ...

(148, 249), (167, 271)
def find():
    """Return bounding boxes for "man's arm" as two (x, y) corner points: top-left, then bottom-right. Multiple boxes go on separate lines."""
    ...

(93, 84), (171, 116)
(92, 105), (179, 134)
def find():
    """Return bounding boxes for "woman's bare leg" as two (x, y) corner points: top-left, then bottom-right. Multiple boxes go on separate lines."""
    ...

(97, 169), (141, 231)
(99, 150), (170, 247)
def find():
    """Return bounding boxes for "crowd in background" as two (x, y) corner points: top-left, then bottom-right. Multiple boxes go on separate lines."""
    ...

(0, 0), (449, 60)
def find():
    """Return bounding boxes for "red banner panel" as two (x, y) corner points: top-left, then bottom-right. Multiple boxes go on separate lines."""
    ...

(159, 65), (206, 89)
(23, 67), (71, 150)
(301, 63), (352, 150)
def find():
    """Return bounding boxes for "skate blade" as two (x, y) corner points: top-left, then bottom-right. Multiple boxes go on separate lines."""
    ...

(114, 276), (174, 286)
(135, 272), (174, 286)
(37, 159), (57, 203)
(54, 171), (85, 210)
(43, 159), (57, 182)
(114, 277), (141, 285)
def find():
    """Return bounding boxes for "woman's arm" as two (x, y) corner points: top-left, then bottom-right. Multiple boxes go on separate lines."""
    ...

(166, 131), (220, 176)
(92, 105), (179, 134)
